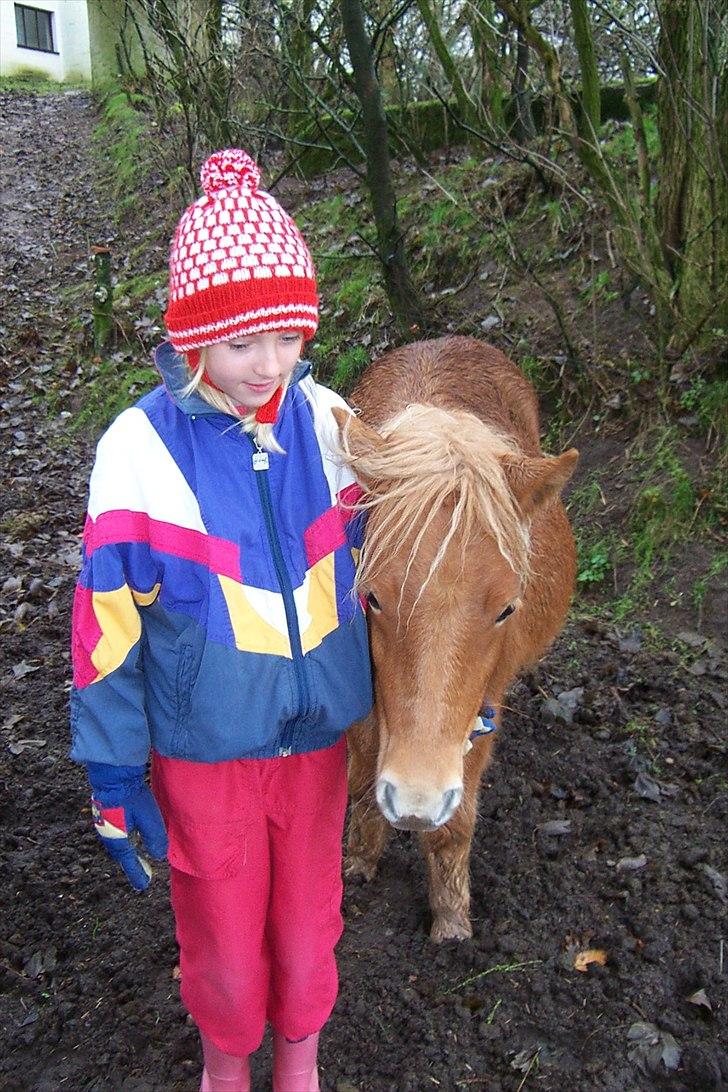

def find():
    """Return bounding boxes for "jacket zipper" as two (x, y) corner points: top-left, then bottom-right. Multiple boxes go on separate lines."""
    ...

(248, 436), (311, 751)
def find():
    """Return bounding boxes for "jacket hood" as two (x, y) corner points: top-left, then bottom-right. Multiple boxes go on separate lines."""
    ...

(153, 340), (312, 418)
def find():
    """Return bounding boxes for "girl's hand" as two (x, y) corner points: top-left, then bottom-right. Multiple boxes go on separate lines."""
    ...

(86, 763), (168, 891)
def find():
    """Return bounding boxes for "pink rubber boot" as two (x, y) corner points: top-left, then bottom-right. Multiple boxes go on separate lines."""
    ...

(199, 1032), (251, 1092)
(272, 1031), (320, 1091)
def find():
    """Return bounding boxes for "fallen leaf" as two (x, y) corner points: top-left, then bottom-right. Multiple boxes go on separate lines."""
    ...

(699, 864), (727, 903)
(627, 1021), (681, 1074)
(616, 854), (647, 872)
(172, 964), (182, 981)
(541, 687), (584, 725)
(8, 738), (47, 755)
(12, 661), (40, 679)
(539, 819), (572, 836)
(574, 948), (607, 972)
(618, 629), (643, 653)
(686, 988), (712, 1011)
(677, 630), (708, 648)
(633, 772), (661, 801)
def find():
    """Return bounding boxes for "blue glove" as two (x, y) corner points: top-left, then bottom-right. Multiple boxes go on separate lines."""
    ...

(86, 762), (168, 891)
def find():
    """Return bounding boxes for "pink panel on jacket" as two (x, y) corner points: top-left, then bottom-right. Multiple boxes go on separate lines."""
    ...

(85, 510), (242, 581)
(303, 506), (346, 569)
(72, 584), (103, 688)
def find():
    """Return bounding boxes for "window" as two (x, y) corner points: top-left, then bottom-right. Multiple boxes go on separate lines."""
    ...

(15, 4), (55, 54)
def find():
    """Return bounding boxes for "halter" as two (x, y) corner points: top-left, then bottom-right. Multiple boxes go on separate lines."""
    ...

(464, 705), (498, 754)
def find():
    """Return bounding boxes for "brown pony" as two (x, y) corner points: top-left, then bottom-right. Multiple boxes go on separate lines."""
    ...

(333, 337), (578, 942)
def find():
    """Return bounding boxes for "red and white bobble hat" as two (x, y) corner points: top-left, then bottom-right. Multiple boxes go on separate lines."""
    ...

(164, 148), (319, 353)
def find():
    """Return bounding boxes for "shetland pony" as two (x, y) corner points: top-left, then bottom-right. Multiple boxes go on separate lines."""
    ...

(334, 337), (578, 942)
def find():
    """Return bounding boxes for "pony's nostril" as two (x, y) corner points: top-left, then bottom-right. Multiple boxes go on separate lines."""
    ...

(436, 787), (462, 825)
(381, 780), (397, 817)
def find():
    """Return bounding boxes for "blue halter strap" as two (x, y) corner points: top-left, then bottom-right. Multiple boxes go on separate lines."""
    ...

(469, 705), (498, 741)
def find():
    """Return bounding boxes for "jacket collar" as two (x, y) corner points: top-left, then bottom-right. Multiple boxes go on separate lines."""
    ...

(153, 341), (312, 418)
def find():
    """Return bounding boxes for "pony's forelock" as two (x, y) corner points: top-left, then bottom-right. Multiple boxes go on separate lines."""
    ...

(339, 404), (531, 610)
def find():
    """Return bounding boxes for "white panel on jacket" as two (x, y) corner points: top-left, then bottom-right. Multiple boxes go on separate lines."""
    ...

(299, 377), (358, 504)
(87, 407), (207, 533)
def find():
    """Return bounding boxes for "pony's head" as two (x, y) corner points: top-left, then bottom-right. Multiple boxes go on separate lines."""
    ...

(334, 404), (578, 831)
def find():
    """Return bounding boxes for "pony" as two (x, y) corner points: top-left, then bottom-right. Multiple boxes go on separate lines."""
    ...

(333, 336), (578, 942)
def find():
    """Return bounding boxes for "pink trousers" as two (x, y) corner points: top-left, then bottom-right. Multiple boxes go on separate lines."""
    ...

(152, 738), (348, 1056)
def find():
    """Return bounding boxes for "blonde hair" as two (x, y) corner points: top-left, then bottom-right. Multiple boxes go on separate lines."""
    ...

(182, 347), (289, 454)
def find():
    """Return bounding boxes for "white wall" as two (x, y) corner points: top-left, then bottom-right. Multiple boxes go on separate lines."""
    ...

(0, 0), (92, 81)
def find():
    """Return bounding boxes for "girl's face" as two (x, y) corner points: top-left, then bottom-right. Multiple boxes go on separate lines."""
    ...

(203, 330), (303, 407)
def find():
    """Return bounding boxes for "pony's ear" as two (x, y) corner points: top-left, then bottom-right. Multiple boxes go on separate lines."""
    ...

(501, 448), (579, 516)
(331, 407), (386, 461)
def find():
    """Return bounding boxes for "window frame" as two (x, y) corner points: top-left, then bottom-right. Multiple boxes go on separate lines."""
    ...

(14, 3), (58, 55)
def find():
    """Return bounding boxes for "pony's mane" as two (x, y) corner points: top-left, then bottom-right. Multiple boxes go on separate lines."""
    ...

(340, 404), (531, 609)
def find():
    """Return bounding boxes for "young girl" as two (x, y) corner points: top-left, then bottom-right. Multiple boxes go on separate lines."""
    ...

(70, 148), (373, 1091)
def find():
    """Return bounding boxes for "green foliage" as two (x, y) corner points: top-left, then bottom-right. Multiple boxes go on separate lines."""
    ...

(679, 377), (728, 435)
(333, 271), (374, 317)
(115, 271), (166, 316)
(328, 346), (370, 394)
(576, 536), (613, 586)
(599, 108), (659, 164)
(631, 472), (693, 576)
(519, 355), (552, 392)
(73, 357), (159, 433)
(93, 90), (150, 209)
(692, 552), (728, 614)
(580, 269), (619, 304)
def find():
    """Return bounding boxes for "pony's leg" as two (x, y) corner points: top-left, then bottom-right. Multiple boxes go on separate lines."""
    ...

(419, 805), (476, 941)
(419, 738), (494, 942)
(346, 712), (390, 881)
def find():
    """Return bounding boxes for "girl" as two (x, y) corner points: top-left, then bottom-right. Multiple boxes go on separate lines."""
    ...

(70, 149), (373, 1091)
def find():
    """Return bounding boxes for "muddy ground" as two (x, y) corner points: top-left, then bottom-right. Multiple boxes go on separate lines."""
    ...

(1, 90), (726, 1091)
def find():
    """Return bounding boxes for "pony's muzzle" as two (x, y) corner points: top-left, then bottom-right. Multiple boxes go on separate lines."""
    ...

(376, 777), (463, 830)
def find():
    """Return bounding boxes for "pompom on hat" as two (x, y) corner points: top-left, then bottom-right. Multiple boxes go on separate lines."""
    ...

(164, 149), (319, 353)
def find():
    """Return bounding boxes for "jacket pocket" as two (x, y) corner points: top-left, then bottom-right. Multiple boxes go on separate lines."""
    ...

(166, 817), (249, 880)
(171, 628), (205, 754)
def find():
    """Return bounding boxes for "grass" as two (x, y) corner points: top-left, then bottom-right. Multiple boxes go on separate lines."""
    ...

(0, 72), (89, 94)
(692, 551), (728, 616)
(326, 346), (370, 393)
(92, 89), (155, 211)
(679, 376), (728, 435)
(71, 356), (159, 433)
(445, 959), (542, 994)
(566, 413), (727, 623)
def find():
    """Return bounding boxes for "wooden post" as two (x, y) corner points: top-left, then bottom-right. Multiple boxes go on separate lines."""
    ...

(92, 245), (113, 351)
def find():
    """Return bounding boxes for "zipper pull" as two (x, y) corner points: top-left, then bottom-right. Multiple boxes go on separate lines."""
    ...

(252, 440), (269, 471)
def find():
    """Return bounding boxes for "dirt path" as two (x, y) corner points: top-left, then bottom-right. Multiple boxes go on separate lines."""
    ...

(1, 90), (726, 1091)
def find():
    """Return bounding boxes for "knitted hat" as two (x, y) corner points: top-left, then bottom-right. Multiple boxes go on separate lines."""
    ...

(164, 149), (318, 353)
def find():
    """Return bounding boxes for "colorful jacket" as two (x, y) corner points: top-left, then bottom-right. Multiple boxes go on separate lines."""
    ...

(70, 342), (372, 766)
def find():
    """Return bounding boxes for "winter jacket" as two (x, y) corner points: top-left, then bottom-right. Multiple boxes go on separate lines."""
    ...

(70, 342), (372, 766)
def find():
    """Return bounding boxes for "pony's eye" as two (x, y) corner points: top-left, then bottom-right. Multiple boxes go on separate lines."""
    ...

(367, 592), (382, 612)
(495, 603), (516, 624)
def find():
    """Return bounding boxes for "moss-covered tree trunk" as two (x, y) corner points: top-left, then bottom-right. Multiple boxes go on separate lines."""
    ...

(496, 0), (577, 138)
(470, 0), (505, 130)
(340, 0), (427, 334)
(282, 0), (315, 125)
(657, 0), (728, 334)
(569, 0), (601, 137)
(416, 0), (481, 128)
(511, 20), (535, 139)
(202, 0), (233, 145)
